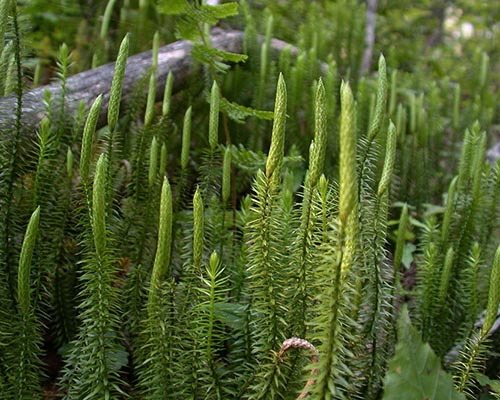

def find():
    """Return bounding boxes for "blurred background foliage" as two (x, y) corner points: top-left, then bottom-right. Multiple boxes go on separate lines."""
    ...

(18, 0), (500, 82)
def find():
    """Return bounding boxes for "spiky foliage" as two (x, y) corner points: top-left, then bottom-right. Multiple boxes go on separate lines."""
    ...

(198, 80), (224, 203)
(1, 207), (44, 399)
(1, 2), (500, 399)
(290, 78), (328, 339)
(306, 81), (360, 400)
(137, 176), (174, 399)
(108, 34), (130, 134)
(392, 204), (409, 273)
(414, 120), (500, 358)
(147, 176), (173, 313)
(357, 120), (398, 398)
(453, 245), (500, 397)
(243, 73), (292, 399)
(60, 154), (127, 398)
(191, 251), (231, 398)
(0, 0), (23, 305)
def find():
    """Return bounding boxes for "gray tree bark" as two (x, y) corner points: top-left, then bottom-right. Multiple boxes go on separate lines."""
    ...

(360, 0), (378, 76)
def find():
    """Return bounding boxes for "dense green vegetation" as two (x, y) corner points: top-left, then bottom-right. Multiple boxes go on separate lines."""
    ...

(0, 0), (499, 399)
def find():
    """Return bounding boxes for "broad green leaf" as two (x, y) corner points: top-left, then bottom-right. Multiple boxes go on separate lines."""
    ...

(382, 305), (466, 400)
(229, 144), (267, 173)
(474, 373), (500, 398)
(409, 216), (428, 230)
(402, 242), (417, 270)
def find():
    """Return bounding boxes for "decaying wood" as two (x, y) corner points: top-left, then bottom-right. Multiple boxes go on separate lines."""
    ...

(0, 29), (301, 142)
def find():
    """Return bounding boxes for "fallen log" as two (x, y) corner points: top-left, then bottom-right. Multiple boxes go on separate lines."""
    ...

(0, 29), (300, 141)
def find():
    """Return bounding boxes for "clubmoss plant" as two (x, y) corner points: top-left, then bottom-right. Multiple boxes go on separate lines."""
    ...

(91, 0), (118, 67)
(61, 154), (127, 399)
(55, 43), (71, 138)
(0, 41), (13, 95)
(162, 71), (174, 118)
(291, 78), (327, 338)
(3, 207), (44, 399)
(108, 34), (130, 134)
(307, 81), (360, 400)
(244, 73), (290, 399)
(80, 94), (103, 184)
(454, 245), (500, 396)
(181, 106), (192, 172)
(17, 206), (40, 314)
(0, 3), (499, 398)
(209, 80), (220, 152)
(148, 176), (173, 313)
(148, 136), (159, 187)
(0, 0), (8, 56)
(393, 203), (409, 272)
(192, 186), (204, 271)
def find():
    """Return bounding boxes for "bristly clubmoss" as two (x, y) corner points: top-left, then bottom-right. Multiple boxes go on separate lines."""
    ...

(0, 2), (498, 399)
